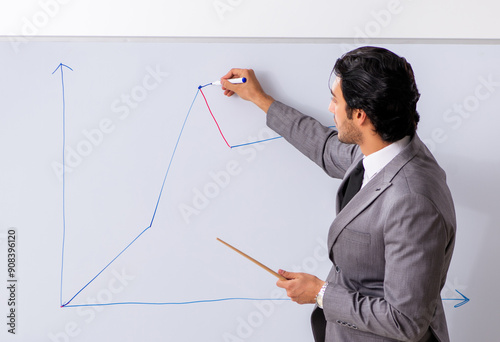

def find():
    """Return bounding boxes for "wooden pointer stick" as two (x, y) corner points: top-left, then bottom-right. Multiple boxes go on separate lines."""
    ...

(217, 238), (287, 281)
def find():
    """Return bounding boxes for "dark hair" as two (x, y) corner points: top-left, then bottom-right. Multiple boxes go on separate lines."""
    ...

(332, 46), (420, 142)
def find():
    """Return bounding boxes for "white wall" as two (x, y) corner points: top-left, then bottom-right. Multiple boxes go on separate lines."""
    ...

(0, 0), (499, 39)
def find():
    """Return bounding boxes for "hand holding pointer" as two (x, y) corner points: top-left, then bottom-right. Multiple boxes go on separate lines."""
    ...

(276, 270), (326, 305)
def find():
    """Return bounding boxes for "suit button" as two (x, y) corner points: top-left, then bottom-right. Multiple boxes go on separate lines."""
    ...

(335, 265), (340, 273)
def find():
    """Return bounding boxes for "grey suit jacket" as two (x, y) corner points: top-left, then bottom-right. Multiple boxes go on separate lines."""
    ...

(267, 101), (456, 342)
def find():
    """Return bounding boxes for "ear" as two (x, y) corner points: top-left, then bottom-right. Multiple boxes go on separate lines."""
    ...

(353, 109), (368, 125)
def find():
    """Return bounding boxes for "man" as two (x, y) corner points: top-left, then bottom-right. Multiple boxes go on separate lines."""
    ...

(220, 46), (456, 342)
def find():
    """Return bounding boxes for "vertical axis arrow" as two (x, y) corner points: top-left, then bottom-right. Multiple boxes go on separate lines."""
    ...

(52, 63), (73, 308)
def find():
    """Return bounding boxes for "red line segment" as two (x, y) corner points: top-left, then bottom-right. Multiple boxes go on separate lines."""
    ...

(199, 88), (232, 148)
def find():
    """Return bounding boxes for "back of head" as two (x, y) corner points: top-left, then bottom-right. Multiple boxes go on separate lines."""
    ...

(333, 46), (421, 142)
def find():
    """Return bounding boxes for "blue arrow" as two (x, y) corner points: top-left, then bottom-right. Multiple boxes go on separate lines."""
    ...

(442, 289), (469, 308)
(53, 63), (73, 308)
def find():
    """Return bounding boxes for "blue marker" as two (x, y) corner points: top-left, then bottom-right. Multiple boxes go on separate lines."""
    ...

(211, 77), (247, 86)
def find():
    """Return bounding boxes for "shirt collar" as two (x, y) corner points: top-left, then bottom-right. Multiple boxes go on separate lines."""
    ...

(361, 136), (411, 187)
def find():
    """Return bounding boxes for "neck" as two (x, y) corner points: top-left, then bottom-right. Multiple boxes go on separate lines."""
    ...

(358, 133), (391, 156)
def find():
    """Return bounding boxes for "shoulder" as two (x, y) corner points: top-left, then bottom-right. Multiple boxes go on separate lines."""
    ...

(382, 134), (456, 226)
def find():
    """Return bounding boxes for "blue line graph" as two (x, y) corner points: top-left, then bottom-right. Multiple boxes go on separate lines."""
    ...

(54, 65), (292, 308)
(54, 64), (470, 311)
(54, 64), (469, 310)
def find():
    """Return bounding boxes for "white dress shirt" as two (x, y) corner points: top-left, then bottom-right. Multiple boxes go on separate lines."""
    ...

(361, 136), (411, 189)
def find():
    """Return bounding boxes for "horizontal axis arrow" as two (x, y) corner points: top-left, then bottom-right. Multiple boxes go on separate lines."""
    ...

(442, 289), (469, 308)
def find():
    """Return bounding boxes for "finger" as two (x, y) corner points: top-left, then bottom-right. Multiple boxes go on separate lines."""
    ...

(276, 279), (287, 289)
(223, 89), (235, 97)
(220, 69), (242, 94)
(221, 78), (236, 91)
(221, 78), (247, 96)
(222, 68), (246, 80)
(278, 269), (297, 280)
(221, 68), (253, 88)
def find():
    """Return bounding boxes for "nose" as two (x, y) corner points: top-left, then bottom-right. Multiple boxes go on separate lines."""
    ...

(328, 101), (335, 114)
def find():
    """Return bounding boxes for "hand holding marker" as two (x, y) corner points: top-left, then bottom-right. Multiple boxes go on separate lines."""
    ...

(217, 69), (275, 113)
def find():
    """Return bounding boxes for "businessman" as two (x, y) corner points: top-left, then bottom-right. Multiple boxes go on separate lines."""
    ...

(220, 47), (456, 342)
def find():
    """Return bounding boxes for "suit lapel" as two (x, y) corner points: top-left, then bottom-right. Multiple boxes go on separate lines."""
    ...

(329, 179), (391, 249)
(328, 134), (423, 251)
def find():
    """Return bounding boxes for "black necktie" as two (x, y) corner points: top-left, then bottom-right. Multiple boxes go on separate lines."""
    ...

(340, 159), (365, 210)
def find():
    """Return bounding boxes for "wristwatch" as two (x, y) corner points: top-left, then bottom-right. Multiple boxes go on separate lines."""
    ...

(316, 282), (329, 309)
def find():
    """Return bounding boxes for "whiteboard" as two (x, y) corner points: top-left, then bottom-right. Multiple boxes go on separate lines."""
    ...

(0, 40), (498, 342)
